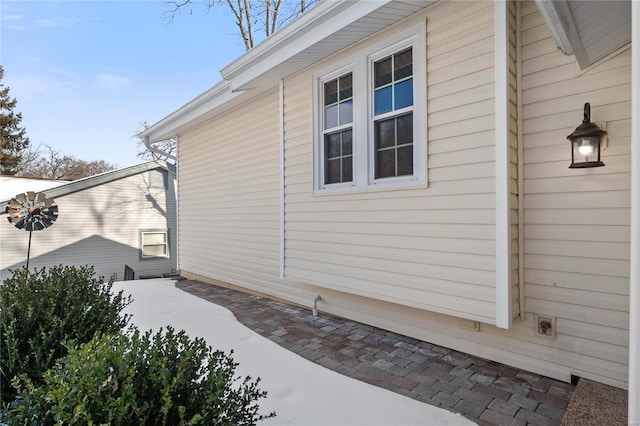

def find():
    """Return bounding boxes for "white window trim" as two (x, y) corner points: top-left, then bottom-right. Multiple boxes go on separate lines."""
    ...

(318, 65), (357, 190)
(140, 229), (170, 260)
(313, 21), (427, 194)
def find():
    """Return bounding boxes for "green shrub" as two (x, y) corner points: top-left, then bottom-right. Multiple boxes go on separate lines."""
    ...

(6, 327), (275, 425)
(0, 265), (131, 405)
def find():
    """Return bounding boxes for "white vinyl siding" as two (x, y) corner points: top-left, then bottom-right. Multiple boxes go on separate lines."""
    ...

(0, 170), (177, 281)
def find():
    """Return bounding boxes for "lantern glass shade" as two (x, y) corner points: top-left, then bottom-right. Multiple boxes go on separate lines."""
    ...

(570, 136), (603, 168)
(567, 103), (606, 169)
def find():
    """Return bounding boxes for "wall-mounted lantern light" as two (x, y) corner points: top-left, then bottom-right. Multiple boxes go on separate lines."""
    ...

(566, 102), (607, 168)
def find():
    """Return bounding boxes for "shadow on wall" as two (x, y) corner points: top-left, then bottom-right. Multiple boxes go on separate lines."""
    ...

(1, 234), (176, 282)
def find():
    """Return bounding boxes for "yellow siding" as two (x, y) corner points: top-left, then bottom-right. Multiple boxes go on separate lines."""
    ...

(178, 89), (282, 291)
(509, 0), (520, 319)
(520, 0), (630, 385)
(176, 0), (630, 389)
(282, 1), (498, 324)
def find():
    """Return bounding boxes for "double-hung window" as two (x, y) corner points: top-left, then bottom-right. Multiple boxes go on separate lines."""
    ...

(314, 24), (425, 193)
(373, 48), (414, 179)
(140, 229), (170, 259)
(323, 73), (353, 185)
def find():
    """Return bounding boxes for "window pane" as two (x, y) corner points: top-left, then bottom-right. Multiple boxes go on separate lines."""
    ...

(375, 56), (392, 88)
(376, 149), (395, 179)
(342, 156), (353, 182)
(376, 118), (396, 149)
(395, 79), (413, 110)
(394, 48), (413, 80)
(326, 133), (341, 158)
(324, 79), (337, 105)
(324, 130), (353, 185)
(374, 86), (392, 115)
(143, 245), (167, 257)
(339, 74), (352, 99)
(339, 99), (353, 125)
(142, 231), (168, 257)
(143, 232), (166, 245)
(326, 159), (341, 184)
(397, 113), (413, 145)
(342, 130), (352, 155)
(397, 146), (413, 176)
(324, 104), (338, 129)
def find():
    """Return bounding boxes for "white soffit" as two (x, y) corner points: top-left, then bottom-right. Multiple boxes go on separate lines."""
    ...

(222, 0), (437, 92)
(536, 0), (631, 69)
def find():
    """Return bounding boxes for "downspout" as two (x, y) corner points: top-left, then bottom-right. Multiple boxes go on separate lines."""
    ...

(143, 135), (177, 162)
(494, 0), (511, 329)
(144, 135), (179, 274)
(174, 143), (180, 277)
(516, 0), (526, 319)
(279, 80), (285, 279)
(629, 1), (639, 423)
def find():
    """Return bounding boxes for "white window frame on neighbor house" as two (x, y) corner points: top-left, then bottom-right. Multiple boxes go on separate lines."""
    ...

(140, 229), (170, 259)
(313, 22), (426, 194)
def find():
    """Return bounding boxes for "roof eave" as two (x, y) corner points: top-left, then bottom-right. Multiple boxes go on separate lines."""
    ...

(535, 0), (591, 69)
(142, 0), (410, 143)
(139, 80), (235, 142)
(220, 0), (394, 92)
(0, 160), (174, 209)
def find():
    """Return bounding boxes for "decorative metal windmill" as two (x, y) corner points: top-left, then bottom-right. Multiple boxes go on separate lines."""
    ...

(5, 191), (59, 269)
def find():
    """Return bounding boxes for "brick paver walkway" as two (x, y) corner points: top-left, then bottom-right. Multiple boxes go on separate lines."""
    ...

(176, 279), (575, 426)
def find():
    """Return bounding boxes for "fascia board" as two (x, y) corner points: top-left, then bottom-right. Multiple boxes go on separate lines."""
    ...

(221, 0), (393, 92)
(220, 0), (349, 80)
(140, 80), (238, 142)
(535, 0), (589, 68)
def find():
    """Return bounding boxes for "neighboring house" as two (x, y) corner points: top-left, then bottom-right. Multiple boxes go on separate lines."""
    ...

(141, 0), (640, 412)
(0, 161), (177, 281)
(0, 176), (68, 201)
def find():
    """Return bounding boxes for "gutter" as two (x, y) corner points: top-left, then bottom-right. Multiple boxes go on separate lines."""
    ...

(141, 0), (435, 144)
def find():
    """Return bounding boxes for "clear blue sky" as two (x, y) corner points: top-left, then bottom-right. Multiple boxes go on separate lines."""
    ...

(1, 0), (248, 168)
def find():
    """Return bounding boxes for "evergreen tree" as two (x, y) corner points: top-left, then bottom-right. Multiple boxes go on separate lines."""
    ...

(0, 65), (30, 175)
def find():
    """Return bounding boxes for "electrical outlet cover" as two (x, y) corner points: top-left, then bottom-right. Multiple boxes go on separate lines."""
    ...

(535, 314), (556, 339)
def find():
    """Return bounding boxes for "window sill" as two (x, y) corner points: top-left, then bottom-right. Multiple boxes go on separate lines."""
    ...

(313, 178), (427, 196)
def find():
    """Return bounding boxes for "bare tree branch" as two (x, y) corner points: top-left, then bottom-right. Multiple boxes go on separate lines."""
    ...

(271, 0), (282, 35)
(134, 121), (177, 163)
(163, 0), (318, 51)
(16, 144), (117, 180)
(243, 0), (254, 49)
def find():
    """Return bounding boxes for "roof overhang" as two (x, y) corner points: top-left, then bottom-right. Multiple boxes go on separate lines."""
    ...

(141, 0), (437, 143)
(535, 0), (631, 69)
(0, 160), (174, 209)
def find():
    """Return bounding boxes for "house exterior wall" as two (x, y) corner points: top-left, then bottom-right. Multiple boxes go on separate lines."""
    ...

(178, 0), (630, 388)
(177, 89), (283, 291)
(0, 170), (177, 281)
(520, 0), (630, 386)
(284, 0), (499, 324)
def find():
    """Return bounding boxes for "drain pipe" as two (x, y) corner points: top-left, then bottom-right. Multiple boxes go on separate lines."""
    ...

(312, 295), (322, 317)
(144, 135), (177, 162)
